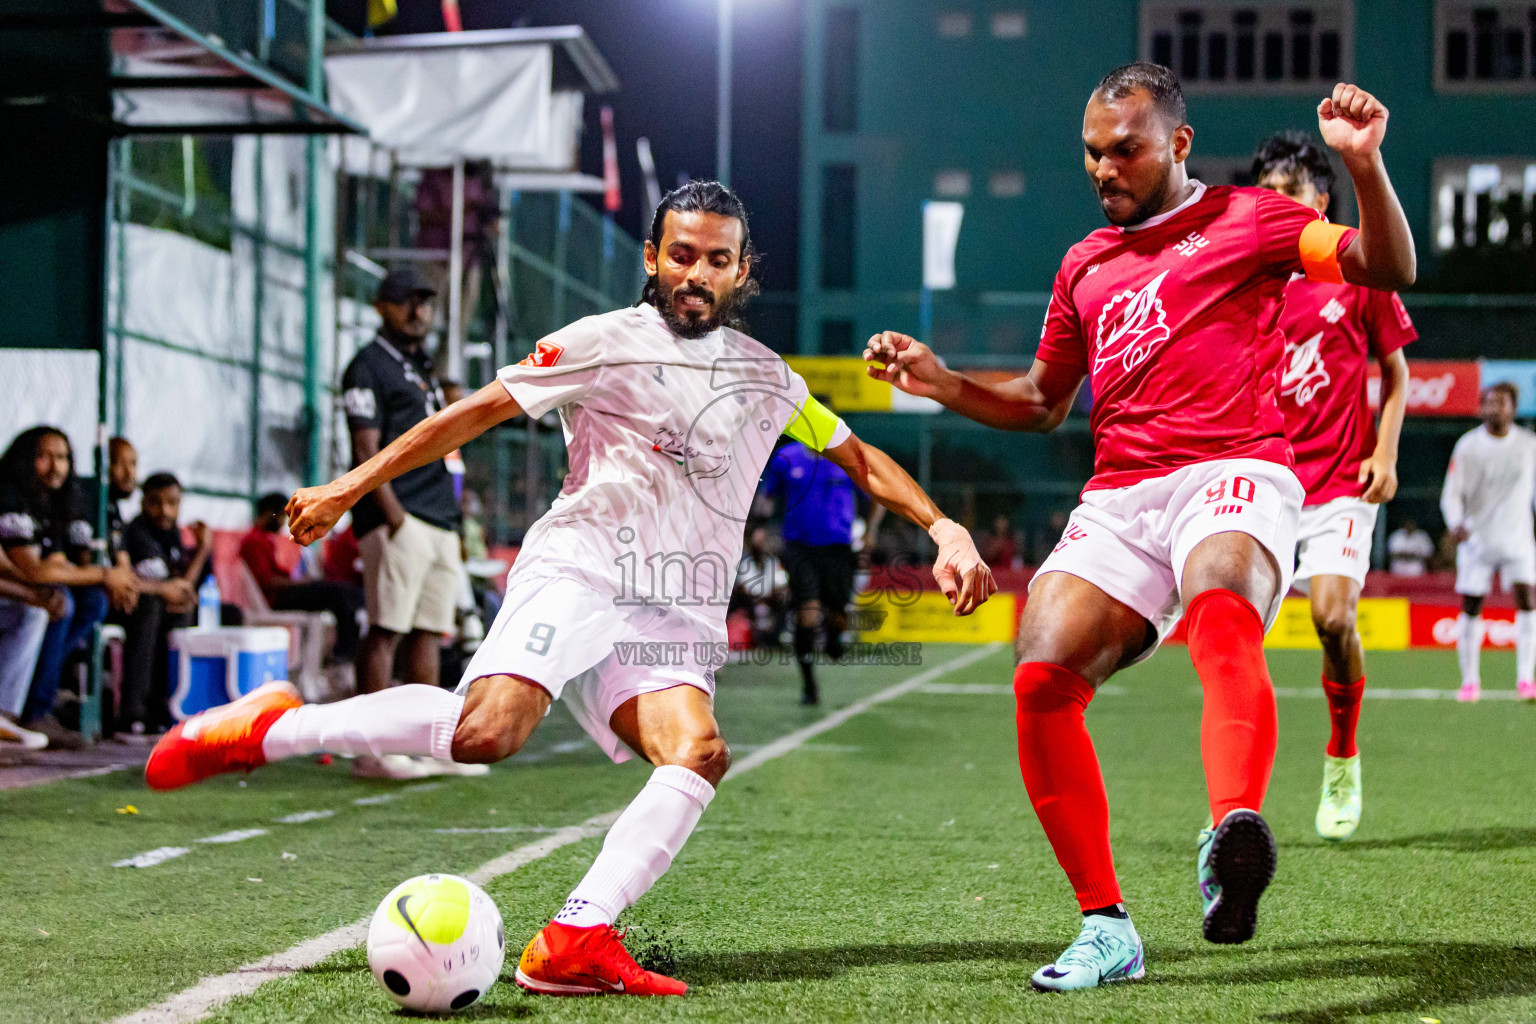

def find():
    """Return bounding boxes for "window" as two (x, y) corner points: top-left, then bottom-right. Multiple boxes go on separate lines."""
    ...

(819, 320), (855, 355)
(1140, 2), (1352, 93)
(937, 11), (973, 38)
(1436, 3), (1536, 92)
(991, 11), (1027, 38)
(820, 165), (857, 290)
(934, 169), (972, 198)
(988, 170), (1027, 198)
(822, 7), (859, 133)
(1434, 159), (1536, 250)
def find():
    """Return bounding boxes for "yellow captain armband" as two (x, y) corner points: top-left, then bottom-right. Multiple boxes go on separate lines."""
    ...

(1299, 219), (1352, 284)
(783, 393), (846, 452)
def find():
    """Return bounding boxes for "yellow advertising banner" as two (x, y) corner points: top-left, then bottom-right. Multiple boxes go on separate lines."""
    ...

(852, 592), (1408, 650)
(1263, 597), (1410, 651)
(856, 591), (1018, 644)
(784, 356), (894, 412)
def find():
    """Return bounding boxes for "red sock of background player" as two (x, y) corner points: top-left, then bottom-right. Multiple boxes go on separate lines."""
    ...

(1320, 675), (1364, 758)
(1184, 590), (1279, 824)
(1013, 662), (1122, 912)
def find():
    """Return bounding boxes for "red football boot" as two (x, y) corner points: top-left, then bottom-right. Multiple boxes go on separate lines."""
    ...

(144, 681), (302, 791)
(514, 922), (687, 996)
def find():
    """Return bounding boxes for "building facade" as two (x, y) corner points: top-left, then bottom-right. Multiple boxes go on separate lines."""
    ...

(797, 0), (1536, 360)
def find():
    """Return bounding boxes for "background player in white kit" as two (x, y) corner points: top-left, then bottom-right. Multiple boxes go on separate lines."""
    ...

(144, 181), (996, 997)
(1440, 382), (1536, 702)
(1253, 131), (1415, 842)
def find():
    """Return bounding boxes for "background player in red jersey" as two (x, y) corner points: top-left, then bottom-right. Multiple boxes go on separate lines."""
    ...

(1253, 131), (1416, 843)
(866, 64), (1416, 990)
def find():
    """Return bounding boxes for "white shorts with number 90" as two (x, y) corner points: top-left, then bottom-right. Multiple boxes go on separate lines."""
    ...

(1032, 458), (1304, 664)
(456, 574), (715, 763)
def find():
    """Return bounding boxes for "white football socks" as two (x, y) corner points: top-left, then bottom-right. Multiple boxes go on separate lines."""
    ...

(261, 684), (463, 762)
(1517, 611), (1535, 683)
(1456, 613), (1482, 686)
(554, 765), (716, 928)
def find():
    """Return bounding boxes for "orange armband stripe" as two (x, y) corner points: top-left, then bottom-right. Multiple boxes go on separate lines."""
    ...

(1299, 219), (1352, 283)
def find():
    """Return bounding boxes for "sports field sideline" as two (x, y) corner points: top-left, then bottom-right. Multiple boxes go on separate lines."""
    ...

(5, 643), (1534, 1024)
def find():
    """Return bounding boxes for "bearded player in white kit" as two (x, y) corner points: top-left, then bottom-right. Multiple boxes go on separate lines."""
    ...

(144, 181), (996, 997)
(1441, 381), (1536, 702)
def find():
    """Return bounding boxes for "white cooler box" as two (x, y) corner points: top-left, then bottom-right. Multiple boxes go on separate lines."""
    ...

(168, 627), (291, 721)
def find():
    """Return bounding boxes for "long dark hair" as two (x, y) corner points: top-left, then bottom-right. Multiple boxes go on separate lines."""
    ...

(638, 180), (759, 332)
(0, 426), (81, 522)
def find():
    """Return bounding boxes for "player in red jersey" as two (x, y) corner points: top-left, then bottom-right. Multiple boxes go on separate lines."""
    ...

(865, 64), (1415, 990)
(1253, 131), (1416, 843)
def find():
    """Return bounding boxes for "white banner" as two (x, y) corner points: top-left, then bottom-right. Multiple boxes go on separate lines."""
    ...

(922, 201), (964, 291)
(326, 44), (568, 169)
(0, 350), (99, 460)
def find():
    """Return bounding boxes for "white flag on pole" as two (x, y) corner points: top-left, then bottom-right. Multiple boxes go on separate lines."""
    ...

(922, 201), (964, 291)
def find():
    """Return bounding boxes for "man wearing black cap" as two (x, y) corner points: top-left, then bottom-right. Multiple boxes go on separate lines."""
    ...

(339, 268), (468, 779)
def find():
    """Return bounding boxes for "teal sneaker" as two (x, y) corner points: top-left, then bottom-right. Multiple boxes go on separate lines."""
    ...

(1315, 754), (1362, 841)
(1030, 913), (1145, 991)
(1196, 808), (1277, 945)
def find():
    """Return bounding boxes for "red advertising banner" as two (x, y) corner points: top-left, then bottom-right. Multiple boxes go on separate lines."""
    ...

(1409, 605), (1517, 649)
(1366, 360), (1481, 416)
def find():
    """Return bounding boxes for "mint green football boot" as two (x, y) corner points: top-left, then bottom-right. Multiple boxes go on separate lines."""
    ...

(1197, 808), (1277, 944)
(1030, 913), (1145, 991)
(1315, 754), (1362, 841)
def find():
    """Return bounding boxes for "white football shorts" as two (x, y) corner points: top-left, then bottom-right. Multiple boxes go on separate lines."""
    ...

(457, 573), (715, 763)
(1292, 496), (1378, 591)
(1455, 535), (1536, 597)
(1033, 457), (1304, 664)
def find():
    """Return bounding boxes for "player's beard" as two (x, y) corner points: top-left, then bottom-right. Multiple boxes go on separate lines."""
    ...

(653, 281), (741, 339)
(1097, 159), (1175, 227)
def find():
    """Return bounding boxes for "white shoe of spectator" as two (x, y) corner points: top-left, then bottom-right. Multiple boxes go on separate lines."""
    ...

(412, 756), (490, 777)
(352, 753), (430, 780)
(0, 717), (47, 750)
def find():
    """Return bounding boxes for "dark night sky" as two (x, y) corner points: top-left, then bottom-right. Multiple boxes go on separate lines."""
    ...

(328, 0), (804, 293)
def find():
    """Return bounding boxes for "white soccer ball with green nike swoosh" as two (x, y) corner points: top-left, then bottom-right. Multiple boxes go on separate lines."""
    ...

(366, 874), (505, 1012)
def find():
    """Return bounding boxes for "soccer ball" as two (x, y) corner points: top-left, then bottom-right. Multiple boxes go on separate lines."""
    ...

(365, 874), (506, 1013)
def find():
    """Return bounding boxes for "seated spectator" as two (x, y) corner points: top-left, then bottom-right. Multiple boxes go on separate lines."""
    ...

(732, 527), (789, 648)
(106, 436), (137, 568)
(1030, 510), (1072, 566)
(980, 514), (1020, 570)
(1387, 517), (1435, 576)
(120, 473), (211, 739)
(0, 546), (60, 748)
(0, 427), (137, 748)
(322, 521), (363, 589)
(241, 492), (363, 661)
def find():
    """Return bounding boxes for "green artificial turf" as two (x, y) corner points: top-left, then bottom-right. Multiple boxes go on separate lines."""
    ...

(4, 645), (1534, 1023)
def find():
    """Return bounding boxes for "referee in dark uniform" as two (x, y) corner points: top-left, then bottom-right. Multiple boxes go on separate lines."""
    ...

(339, 270), (465, 780)
(761, 438), (859, 705)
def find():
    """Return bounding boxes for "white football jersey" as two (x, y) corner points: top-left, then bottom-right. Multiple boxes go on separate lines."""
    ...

(497, 303), (850, 646)
(1441, 424), (1536, 557)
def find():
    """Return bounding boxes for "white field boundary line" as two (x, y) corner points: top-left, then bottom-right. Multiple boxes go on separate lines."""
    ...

(114, 783), (446, 869)
(915, 682), (1126, 696)
(918, 681), (1529, 701)
(105, 643), (1006, 1024)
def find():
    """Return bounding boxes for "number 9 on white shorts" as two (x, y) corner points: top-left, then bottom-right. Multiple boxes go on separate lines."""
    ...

(456, 574), (716, 763)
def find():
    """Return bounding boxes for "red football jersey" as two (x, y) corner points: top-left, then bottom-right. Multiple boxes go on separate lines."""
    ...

(1277, 278), (1416, 505)
(1037, 182), (1357, 493)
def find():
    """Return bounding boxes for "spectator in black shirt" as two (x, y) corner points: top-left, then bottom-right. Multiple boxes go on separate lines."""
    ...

(120, 473), (211, 738)
(339, 269), (463, 711)
(106, 436), (137, 567)
(0, 427), (138, 747)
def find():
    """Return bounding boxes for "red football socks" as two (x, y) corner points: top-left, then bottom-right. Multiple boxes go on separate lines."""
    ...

(1321, 675), (1364, 758)
(1184, 589), (1279, 824)
(1013, 661), (1121, 911)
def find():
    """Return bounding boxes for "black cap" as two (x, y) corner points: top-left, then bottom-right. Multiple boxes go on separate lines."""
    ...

(375, 267), (437, 304)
